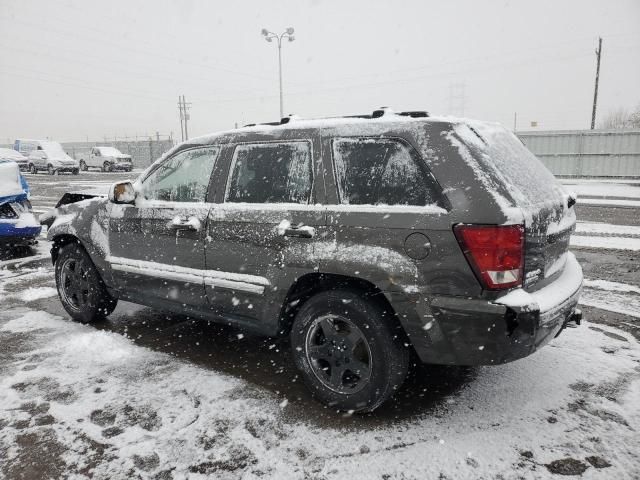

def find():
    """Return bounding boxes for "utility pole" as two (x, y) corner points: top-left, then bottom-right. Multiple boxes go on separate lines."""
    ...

(591, 37), (603, 130)
(178, 96), (184, 142)
(182, 95), (191, 141)
(513, 112), (517, 132)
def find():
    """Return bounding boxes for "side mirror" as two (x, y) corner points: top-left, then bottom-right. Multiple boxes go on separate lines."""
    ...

(109, 181), (136, 204)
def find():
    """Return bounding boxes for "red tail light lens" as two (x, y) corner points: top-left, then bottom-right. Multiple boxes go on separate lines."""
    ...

(454, 224), (525, 290)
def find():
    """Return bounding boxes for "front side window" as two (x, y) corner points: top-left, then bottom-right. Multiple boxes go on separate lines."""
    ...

(332, 138), (440, 206)
(226, 141), (312, 204)
(141, 146), (219, 202)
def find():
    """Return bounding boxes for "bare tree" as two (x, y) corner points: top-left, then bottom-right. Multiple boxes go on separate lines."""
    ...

(599, 104), (640, 129)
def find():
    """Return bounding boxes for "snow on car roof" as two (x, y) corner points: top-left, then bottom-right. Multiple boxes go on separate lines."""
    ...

(0, 160), (24, 197)
(0, 147), (26, 161)
(96, 146), (123, 155)
(186, 113), (502, 146)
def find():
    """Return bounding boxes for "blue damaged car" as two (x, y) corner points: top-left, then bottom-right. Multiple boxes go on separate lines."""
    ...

(0, 159), (41, 248)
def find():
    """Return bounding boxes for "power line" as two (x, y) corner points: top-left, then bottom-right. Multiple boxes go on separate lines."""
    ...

(448, 82), (466, 117)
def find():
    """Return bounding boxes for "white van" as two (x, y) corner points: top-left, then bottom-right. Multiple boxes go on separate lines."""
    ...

(13, 139), (43, 157)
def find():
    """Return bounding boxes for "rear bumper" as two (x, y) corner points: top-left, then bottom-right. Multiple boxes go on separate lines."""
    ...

(407, 252), (583, 366)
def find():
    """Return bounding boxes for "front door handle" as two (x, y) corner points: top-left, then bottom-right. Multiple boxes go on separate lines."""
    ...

(277, 220), (315, 239)
(169, 216), (201, 232)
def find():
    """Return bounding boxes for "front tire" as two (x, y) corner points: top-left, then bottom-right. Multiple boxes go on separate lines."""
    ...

(29, 164), (37, 174)
(48, 164), (56, 175)
(290, 290), (409, 412)
(79, 160), (88, 171)
(72, 168), (79, 175)
(54, 243), (117, 323)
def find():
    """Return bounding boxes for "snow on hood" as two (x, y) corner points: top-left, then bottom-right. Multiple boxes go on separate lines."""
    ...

(0, 161), (24, 197)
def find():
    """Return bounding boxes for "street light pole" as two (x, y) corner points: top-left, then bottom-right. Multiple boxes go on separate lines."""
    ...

(261, 27), (295, 119)
(278, 40), (283, 119)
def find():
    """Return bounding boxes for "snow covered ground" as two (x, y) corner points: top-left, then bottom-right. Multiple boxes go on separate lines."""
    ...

(1, 307), (639, 479)
(561, 179), (640, 200)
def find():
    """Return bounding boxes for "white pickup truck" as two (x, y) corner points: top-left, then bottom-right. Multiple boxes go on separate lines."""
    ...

(79, 147), (133, 172)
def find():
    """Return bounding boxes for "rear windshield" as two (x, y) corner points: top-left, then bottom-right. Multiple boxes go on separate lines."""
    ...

(454, 123), (565, 206)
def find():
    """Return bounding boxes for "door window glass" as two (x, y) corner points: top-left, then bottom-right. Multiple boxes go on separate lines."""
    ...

(332, 138), (440, 206)
(226, 141), (312, 204)
(141, 146), (219, 202)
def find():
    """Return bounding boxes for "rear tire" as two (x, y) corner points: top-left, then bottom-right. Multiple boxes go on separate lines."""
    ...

(54, 243), (117, 323)
(72, 168), (79, 175)
(48, 164), (55, 175)
(29, 164), (36, 174)
(290, 290), (409, 412)
(102, 161), (112, 172)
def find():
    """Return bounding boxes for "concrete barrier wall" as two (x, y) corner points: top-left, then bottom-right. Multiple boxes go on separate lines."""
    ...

(517, 129), (640, 178)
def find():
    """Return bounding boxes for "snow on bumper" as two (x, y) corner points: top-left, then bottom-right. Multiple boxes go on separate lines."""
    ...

(495, 252), (583, 318)
(0, 214), (42, 244)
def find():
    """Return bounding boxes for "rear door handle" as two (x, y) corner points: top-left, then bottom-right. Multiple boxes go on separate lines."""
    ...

(283, 226), (315, 238)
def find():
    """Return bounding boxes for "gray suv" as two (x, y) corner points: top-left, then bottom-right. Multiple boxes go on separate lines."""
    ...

(45, 110), (583, 412)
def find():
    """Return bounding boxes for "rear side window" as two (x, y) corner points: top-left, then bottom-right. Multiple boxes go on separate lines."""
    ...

(142, 146), (219, 202)
(226, 141), (313, 204)
(332, 138), (440, 206)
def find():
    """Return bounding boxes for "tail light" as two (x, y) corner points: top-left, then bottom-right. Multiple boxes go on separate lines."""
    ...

(454, 224), (525, 290)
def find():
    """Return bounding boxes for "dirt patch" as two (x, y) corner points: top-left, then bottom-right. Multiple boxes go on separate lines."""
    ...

(2, 429), (67, 480)
(545, 457), (588, 475)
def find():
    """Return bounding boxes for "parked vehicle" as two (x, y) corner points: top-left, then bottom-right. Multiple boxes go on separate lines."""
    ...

(0, 160), (41, 248)
(13, 138), (42, 158)
(44, 110), (583, 412)
(27, 141), (79, 175)
(0, 147), (28, 171)
(79, 146), (133, 172)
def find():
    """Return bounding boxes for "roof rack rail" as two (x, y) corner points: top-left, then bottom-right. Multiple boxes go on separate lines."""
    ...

(399, 110), (429, 118)
(243, 109), (429, 128)
(280, 114), (302, 124)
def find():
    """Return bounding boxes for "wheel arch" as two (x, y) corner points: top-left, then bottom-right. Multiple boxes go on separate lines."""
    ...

(278, 272), (411, 341)
(50, 234), (84, 265)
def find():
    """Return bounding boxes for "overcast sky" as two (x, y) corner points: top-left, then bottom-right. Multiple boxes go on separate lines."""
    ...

(1, 0), (639, 143)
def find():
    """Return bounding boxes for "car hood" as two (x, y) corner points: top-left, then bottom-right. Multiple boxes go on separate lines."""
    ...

(49, 156), (77, 162)
(40, 187), (108, 227)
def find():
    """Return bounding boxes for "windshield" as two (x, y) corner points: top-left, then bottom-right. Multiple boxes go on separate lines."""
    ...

(98, 147), (123, 156)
